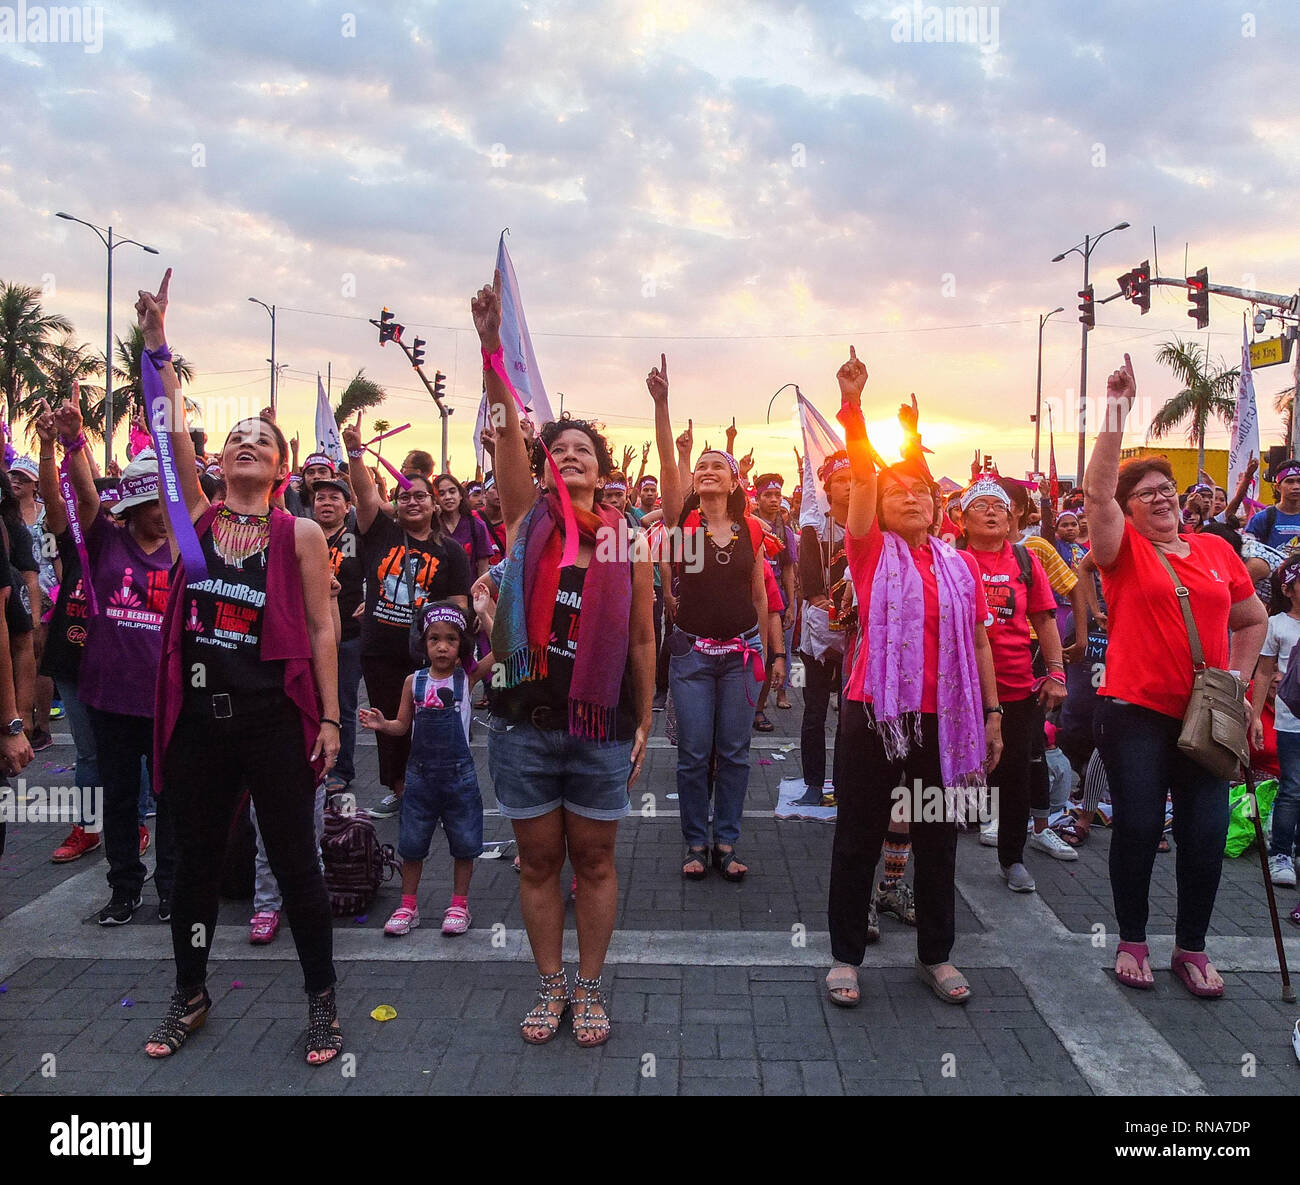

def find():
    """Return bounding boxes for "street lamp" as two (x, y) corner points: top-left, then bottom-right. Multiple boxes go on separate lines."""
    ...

(1051, 221), (1129, 483)
(55, 211), (159, 469)
(248, 297), (277, 415)
(765, 382), (801, 423)
(1033, 307), (1064, 473)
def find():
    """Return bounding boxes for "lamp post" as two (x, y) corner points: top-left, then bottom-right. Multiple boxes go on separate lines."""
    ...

(1051, 221), (1130, 482)
(248, 297), (277, 415)
(55, 212), (159, 469)
(765, 382), (800, 423)
(1033, 306), (1064, 473)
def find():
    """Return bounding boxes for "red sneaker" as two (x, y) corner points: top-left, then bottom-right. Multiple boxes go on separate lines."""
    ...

(139, 825), (150, 857)
(51, 825), (102, 863)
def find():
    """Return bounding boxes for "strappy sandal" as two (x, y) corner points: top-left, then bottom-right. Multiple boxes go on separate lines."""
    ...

(306, 986), (344, 1066)
(712, 845), (747, 882)
(915, 959), (971, 1005)
(1114, 941), (1155, 990)
(825, 963), (860, 1008)
(682, 847), (709, 880)
(144, 986), (211, 1058)
(571, 972), (611, 1047)
(521, 969), (569, 1045)
(753, 711), (775, 732)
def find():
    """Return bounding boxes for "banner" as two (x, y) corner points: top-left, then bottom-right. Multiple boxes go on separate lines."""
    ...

(1047, 404), (1059, 503)
(796, 390), (845, 532)
(1229, 322), (1260, 503)
(315, 373), (344, 465)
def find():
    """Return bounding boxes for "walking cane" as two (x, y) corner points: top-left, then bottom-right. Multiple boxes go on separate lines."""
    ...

(1241, 765), (1295, 1003)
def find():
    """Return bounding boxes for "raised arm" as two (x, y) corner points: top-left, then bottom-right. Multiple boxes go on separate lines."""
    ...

(52, 393), (99, 532)
(1224, 455), (1259, 524)
(135, 269), (206, 524)
(647, 355), (681, 528)
(1081, 353), (1135, 569)
(472, 271), (534, 538)
(342, 416), (380, 534)
(834, 347), (877, 537)
(33, 401), (66, 536)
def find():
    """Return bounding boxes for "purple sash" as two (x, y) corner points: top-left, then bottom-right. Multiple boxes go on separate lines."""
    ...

(58, 456), (97, 615)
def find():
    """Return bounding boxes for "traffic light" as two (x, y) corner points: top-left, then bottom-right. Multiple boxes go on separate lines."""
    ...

(1077, 285), (1095, 330)
(433, 371), (447, 402)
(1186, 268), (1209, 329)
(1118, 261), (1151, 314)
(378, 308), (404, 345)
(410, 336), (426, 368)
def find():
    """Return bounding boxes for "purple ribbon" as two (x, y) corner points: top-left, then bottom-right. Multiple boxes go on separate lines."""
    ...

(58, 455), (97, 616)
(142, 347), (208, 584)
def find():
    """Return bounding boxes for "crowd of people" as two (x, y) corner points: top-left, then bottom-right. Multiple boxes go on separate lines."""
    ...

(3, 266), (1296, 1060)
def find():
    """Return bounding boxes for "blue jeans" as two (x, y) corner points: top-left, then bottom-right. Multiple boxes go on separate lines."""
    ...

(334, 636), (362, 785)
(487, 719), (632, 820)
(1271, 729), (1300, 859)
(54, 676), (99, 826)
(1096, 698), (1229, 952)
(669, 626), (761, 848)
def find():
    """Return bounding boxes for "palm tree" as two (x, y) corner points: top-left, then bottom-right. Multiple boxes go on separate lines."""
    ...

(1273, 384), (1296, 454)
(103, 325), (195, 435)
(333, 368), (386, 425)
(372, 418), (390, 459)
(15, 334), (104, 444)
(1148, 337), (1240, 472)
(0, 282), (74, 426)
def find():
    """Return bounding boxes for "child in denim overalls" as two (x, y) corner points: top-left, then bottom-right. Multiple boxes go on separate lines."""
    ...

(359, 602), (490, 936)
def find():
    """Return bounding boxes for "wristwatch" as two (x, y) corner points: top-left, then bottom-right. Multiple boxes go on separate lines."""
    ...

(983, 705), (1004, 720)
(6, 718), (23, 736)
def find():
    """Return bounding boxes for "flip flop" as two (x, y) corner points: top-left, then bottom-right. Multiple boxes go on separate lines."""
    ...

(1170, 950), (1224, 999)
(1114, 940), (1154, 990)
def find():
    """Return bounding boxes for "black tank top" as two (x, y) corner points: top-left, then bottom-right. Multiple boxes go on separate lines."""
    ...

(674, 513), (758, 639)
(182, 518), (284, 702)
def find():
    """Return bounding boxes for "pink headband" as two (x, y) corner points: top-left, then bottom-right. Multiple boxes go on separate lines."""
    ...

(701, 449), (739, 477)
(822, 456), (850, 479)
(604, 481), (627, 493)
(759, 480), (782, 493)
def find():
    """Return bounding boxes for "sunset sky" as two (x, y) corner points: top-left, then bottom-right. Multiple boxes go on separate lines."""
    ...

(3, 0), (1298, 486)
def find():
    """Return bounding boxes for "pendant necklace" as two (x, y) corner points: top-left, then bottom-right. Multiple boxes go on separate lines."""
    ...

(212, 506), (271, 567)
(699, 510), (739, 566)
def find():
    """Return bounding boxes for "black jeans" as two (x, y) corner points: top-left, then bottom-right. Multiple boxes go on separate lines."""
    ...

(87, 707), (175, 903)
(165, 700), (336, 993)
(361, 654), (413, 791)
(828, 704), (957, 966)
(987, 695), (1047, 868)
(798, 648), (841, 790)
(1096, 698), (1229, 952)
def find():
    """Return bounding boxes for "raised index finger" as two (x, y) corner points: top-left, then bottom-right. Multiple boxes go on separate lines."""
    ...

(660, 353), (667, 378)
(156, 267), (172, 303)
(1122, 352), (1134, 378)
(849, 345), (857, 363)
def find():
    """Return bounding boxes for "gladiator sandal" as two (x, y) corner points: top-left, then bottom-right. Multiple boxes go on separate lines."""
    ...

(144, 986), (211, 1058)
(571, 972), (611, 1048)
(521, 969), (569, 1045)
(306, 986), (344, 1066)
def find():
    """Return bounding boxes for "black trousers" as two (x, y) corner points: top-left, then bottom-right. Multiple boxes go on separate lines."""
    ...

(828, 704), (957, 966)
(361, 653), (413, 791)
(87, 707), (175, 902)
(164, 700), (335, 994)
(987, 695), (1047, 868)
(798, 648), (841, 790)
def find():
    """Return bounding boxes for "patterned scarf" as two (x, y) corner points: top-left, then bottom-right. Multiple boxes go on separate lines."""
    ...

(491, 493), (632, 742)
(864, 531), (985, 788)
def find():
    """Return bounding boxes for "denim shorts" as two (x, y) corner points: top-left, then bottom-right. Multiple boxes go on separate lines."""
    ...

(397, 759), (484, 861)
(487, 718), (632, 821)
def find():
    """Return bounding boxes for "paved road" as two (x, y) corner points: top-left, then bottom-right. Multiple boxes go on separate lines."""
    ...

(2, 688), (1298, 1095)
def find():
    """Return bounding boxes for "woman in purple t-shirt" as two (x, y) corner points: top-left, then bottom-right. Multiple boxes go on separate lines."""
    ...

(435, 473), (494, 580)
(54, 400), (176, 931)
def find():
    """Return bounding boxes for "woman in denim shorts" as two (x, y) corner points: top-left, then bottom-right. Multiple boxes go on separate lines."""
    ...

(473, 274), (656, 1047)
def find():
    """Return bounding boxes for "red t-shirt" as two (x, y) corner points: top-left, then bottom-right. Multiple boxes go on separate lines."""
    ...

(845, 522), (987, 713)
(1098, 520), (1254, 718)
(968, 541), (1056, 701)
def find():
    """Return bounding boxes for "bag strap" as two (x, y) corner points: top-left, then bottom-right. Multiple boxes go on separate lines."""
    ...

(1013, 542), (1035, 592)
(1151, 544), (1207, 672)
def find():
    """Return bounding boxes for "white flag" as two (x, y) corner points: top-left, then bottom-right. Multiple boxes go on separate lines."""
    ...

(315, 373), (344, 465)
(796, 390), (845, 532)
(475, 232), (555, 470)
(1229, 323), (1259, 503)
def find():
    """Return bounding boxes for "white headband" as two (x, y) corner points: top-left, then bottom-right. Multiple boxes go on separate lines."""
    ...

(960, 479), (1012, 513)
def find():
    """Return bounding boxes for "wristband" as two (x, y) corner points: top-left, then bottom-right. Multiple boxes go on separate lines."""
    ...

(319, 718), (341, 729)
(347, 449), (365, 459)
(60, 433), (87, 452)
(772, 653), (787, 661)
(1048, 670), (1067, 685)
(142, 344), (172, 370)
(984, 705), (1004, 718)
(482, 345), (504, 371)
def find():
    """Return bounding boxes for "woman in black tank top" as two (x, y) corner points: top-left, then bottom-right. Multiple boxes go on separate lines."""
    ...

(650, 358), (780, 883)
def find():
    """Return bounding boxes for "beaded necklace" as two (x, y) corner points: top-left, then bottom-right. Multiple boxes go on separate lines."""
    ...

(698, 509), (740, 566)
(212, 506), (271, 567)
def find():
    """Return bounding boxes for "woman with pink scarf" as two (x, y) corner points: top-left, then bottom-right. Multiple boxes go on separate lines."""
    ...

(825, 348), (1003, 1007)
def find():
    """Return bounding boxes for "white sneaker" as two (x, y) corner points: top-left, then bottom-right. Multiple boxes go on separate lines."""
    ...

(1268, 853), (1297, 887)
(979, 820), (999, 847)
(1028, 827), (1079, 862)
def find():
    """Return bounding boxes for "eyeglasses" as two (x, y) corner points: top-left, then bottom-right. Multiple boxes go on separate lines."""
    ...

(1127, 482), (1178, 504)
(396, 492), (431, 504)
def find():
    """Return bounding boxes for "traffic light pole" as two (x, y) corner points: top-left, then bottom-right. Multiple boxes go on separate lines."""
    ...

(1076, 238), (1089, 484)
(376, 324), (453, 474)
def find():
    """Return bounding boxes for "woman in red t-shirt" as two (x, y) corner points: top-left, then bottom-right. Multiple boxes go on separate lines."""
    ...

(1086, 354), (1266, 998)
(960, 479), (1070, 889)
(825, 348), (1003, 1009)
